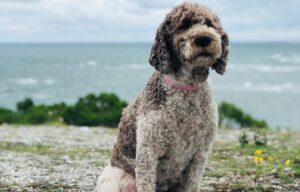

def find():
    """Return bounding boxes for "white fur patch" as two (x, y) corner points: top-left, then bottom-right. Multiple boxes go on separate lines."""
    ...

(95, 165), (136, 192)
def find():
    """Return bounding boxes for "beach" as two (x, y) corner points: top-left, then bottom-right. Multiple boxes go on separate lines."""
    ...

(0, 125), (299, 191)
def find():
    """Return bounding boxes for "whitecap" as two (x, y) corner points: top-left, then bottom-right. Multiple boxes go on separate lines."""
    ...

(272, 53), (289, 63)
(216, 82), (294, 93)
(256, 65), (299, 73)
(79, 60), (97, 67)
(272, 53), (300, 64)
(13, 78), (39, 85)
(86, 60), (97, 66)
(229, 64), (300, 73)
(243, 81), (252, 88)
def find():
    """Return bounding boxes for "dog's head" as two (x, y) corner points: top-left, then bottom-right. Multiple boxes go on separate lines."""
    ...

(149, 3), (229, 80)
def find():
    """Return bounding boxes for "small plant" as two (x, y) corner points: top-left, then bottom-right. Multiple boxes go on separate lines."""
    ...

(239, 131), (249, 147)
(254, 131), (267, 146)
(251, 148), (294, 183)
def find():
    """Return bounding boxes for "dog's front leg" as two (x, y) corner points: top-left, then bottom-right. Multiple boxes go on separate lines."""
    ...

(135, 112), (165, 192)
(181, 150), (209, 192)
(135, 141), (158, 192)
(182, 132), (216, 192)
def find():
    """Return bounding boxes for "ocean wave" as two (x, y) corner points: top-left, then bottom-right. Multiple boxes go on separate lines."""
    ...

(216, 82), (295, 93)
(271, 53), (300, 63)
(12, 78), (39, 85)
(79, 60), (97, 67)
(228, 64), (300, 73)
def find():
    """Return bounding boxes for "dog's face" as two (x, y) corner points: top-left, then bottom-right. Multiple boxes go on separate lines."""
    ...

(149, 3), (229, 80)
(172, 19), (222, 71)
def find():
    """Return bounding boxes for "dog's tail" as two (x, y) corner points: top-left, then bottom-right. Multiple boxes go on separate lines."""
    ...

(95, 164), (136, 192)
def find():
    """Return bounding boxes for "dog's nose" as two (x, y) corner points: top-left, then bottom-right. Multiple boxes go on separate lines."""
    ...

(194, 35), (212, 47)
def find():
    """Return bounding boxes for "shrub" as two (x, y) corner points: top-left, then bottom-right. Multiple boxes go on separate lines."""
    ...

(63, 93), (127, 127)
(17, 98), (34, 113)
(21, 106), (49, 124)
(219, 102), (268, 128)
(47, 102), (67, 122)
(0, 108), (19, 124)
(254, 131), (268, 146)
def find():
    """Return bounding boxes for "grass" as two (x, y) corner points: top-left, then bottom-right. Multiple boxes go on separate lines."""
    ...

(202, 129), (300, 191)
(0, 141), (111, 160)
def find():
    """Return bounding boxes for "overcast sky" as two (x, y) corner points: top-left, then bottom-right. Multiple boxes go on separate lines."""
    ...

(0, 0), (299, 43)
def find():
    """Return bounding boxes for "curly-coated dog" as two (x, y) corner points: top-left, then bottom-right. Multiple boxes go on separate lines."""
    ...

(96, 2), (229, 192)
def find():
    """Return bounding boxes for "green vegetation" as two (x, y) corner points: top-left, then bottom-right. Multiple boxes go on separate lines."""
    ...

(204, 129), (300, 191)
(0, 141), (111, 160)
(63, 93), (127, 127)
(219, 102), (268, 128)
(0, 92), (127, 127)
(239, 130), (268, 147)
(239, 131), (249, 147)
(0, 93), (268, 129)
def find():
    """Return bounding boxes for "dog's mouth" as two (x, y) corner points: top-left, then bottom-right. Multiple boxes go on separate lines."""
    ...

(183, 52), (213, 62)
(196, 52), (212, 58)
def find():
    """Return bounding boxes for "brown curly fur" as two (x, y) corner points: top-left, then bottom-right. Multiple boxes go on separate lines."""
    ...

(96, 2), (229, 192)
(149, 2), (229, 76)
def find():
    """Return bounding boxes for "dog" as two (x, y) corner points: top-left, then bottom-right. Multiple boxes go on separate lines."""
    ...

(96, 2), (229, 192)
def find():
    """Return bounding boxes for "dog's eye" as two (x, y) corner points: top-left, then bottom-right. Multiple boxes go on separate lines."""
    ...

(179, 41), (186, 50)
(179, 18), (193, 30)
(205, 19), (214, 28)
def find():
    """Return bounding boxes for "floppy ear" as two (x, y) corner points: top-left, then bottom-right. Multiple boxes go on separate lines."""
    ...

(212, 31), (229, 75)
(149, 18), (181, 75)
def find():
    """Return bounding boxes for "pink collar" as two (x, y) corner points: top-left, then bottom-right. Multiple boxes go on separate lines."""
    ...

(163, 75), (199, 92)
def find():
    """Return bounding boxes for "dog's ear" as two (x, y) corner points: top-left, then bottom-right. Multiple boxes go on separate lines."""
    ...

(212, 31), (229, 75)
(149, 17), (180, 75)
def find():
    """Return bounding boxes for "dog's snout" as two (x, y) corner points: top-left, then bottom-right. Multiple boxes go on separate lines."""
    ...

(194, 35), (211, 47)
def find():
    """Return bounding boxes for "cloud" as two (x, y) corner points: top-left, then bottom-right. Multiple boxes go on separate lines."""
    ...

(0, 0), (299, 42)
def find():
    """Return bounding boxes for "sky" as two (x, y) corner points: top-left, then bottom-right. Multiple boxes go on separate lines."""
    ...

(0, 0), (299, 43)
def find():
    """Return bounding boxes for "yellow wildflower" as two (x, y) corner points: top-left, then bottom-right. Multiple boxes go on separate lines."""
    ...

(268, 156), (273, 161)
(284, 159), (291, 166)
(254, 156), (264, 164)
(255, 149), (263, 155)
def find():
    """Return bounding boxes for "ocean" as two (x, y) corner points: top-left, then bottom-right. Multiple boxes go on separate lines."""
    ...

(0, 43), (299, 130)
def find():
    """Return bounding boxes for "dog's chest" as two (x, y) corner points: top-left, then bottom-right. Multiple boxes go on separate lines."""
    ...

(165, 94), (208, 149)
(156, 91), (213, 180)
(165, 91), (209, 137)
